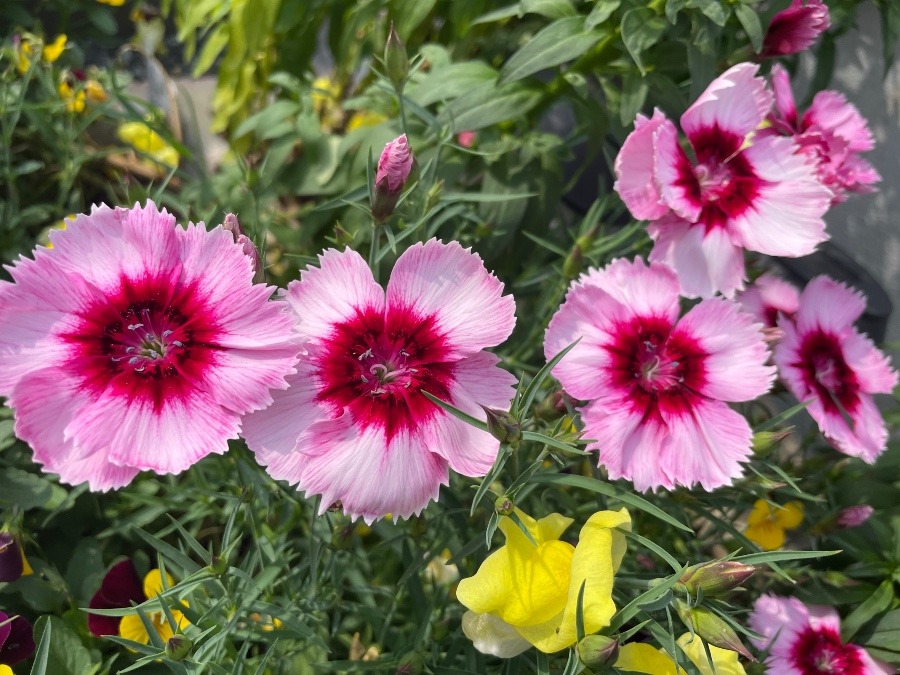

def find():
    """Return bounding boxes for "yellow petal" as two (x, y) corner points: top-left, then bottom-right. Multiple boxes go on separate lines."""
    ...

(85, 80), (107, 103)
(143, 568), (175, 599)
(497, 510), (572, 547)
(745, 499), (773, 527)
(744, 520), (785, 551)
(677, 633), (746, 675)
(615, 643), (681, 675)
(346, 110), (387, 132)
(21, 547), (33, 576)
(0, 664), (14, 675)
(97, 0), (126, 5)
(119, 614), (151, 645)
(517, 509), (630, 652)
(775, 501), (804, 530)
(42, 35), (67, 63)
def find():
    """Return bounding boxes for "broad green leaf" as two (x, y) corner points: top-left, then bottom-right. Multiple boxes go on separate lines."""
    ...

(193, 23), (229, 77)
(734, 4), (763, 53)
(586, 0), (621, 29)
(842, 580), (895, 642)
(0, 468), (60, 510)
(500, 17), (603, 83)
(621, 8), (668, 74)
(521, 0), (578, 19)
(620, 71), (649, 125)
(439, 82), (542, 131)
(472, 3), (520, 25)
(32, 616), (93, 675)
(687, 0), (728, 26)
(408, 61), (498, 106)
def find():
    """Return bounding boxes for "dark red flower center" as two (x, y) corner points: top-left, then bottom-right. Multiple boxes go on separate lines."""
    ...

(63, 276), (221, 409)
(608, 316), (708, 416)
(789, 625), (865, 675)
(315, 306), (454, 440)
(797, 330), (859, 417)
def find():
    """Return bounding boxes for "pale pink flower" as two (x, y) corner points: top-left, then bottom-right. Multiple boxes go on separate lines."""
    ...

(0, 201), (301, 491)
(749, 594), (895, 675)
(544, 258), (774, 491)
(774, 276), (897, 462)
(614, 63), (831, 299)
(242, 239), (516, 522)
(761, 0), (830, 58)
(768, 64), (880, 203)
(737, 274), (801, 328)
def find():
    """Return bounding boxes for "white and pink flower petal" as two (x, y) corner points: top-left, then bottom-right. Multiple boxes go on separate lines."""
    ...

(680, 63), (774, 153)
(648, 218), (746, 298)
(736, 274), (801, 328)
(804, 90), (875, 153)
(577, 257), (681, 322)
(729, 135), (831, 257)
(674, 298), (774, 402)
(795, 276), (865, 334)
(385, 239), (515, 358)
(769, 64), (798, 131)
(652, 118), (702, 222)
(841, 331), (898, 394)
(613, 109), (671, 221)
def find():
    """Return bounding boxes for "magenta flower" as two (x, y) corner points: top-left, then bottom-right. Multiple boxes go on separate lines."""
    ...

(836, 504), (874, 528)
(0, 612), (35, 666)
(749, 595), (894, 675)
(737, 274), (800, 329)
(614, 63), (831, 298)
(544, 258), (774, 491)
(774, 276), (897, 462)
(372, 134), (414, 220)
(768, 64), (880, 204)
(0, 201), (301, 491)
(761, 0), (830, 58)
(242, 239), (517, 522)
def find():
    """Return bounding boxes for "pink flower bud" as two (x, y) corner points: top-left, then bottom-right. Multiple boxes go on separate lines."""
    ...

(837, 505), (874, 528)
(221, 213), (262, 280)
(761, 0), (830, 58)
(458, 130), (476, 148)
(372, 134), (414, 221)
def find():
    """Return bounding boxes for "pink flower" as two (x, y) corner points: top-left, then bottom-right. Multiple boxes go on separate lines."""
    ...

(242, 239), (517, 522)
(774, 276), (897, 462)
(761, 0), (830, 58)
(0, 202), (301, 491)
(544, 258), (774, 491)
(373, 134), (414, 221)
(737, 274), (800, 328)
(837, 504), (874, 528)
(749, 594), (895, 675)
(614, 63), (831, 299)
(458, 131), (476, 148)
(768, 64), (880, 203)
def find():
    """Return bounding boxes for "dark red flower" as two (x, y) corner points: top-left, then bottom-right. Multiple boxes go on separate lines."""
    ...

(0, 612), (35, 665)
(87, 559), (145, 637)
(761, 0), (830, 58)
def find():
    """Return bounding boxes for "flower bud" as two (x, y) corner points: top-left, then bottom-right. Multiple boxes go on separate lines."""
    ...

(384, 23), (409, 90)
(494, 495), (515, 517)
(837, 505), (874, 528)
(208, 554), (229, 577)
(676, 603), (755, 662)
(222, 213), (262, 280)
(676, 561), (756, 598)
(0, 533), (24, 583)
(165, 635), (193, 661)
(751, 428), (792, 456)
(761, 0), (829, 58)
(577, 634), (619, 671)
(331, 523), (355, 550)
(481, 406), (522, 445)
(562, 244), (584, 280)
(395, 651), (424, 675)
(372, 134), (414, 222)
(425, 179), (444, 212)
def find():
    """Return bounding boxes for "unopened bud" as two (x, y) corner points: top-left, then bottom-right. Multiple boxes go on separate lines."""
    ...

(482, 406), (522, 445)
(676, 603), (755, 662)
(331, 523), (355, 550)
(577, 634), (619, 671)
(395, 651), (424, 675)
(562, 244), (584, 280)
(208, 554), (228, 577)
(676, 561), (756, 598)
(165, 635), (193, 660)
(837, 505), (874, 528)
(372, 134), (413, 222)
(751, 428), (792, 456)
(425, 179), (444, 212)
(0, 533), (24, 583)
(495, 496), (515, 517)
(221, 213), (262, 280)
(384, 23), (409, 90)
(333, 223), (355, 246)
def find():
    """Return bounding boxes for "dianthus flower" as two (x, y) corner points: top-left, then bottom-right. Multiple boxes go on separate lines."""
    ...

(737, 274), (800, 330)
(545, 258), (774, 491)
(615, 633), (746, 675)
(614, 62), (830, 298)
(744, 499), (804, 550)
(774, 276), (897, 462)
(760, 0), (829, 58)
(0, 612), (34, 671)
(749, 595), (895, 675)
(767, 64), (880, 204)
(242, 240), (516, 522)
(457, 508), (631, 656)
(88, 559), (189, 644)
(0, 201), (301, 490)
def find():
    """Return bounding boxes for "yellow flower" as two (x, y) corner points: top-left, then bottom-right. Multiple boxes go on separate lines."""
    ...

(16, 41), (34, 74)
(85, 79), (107, 103)
(97, 0), (126, 5)
(117, 121), (179, 169)
(42, 35), (67, 63)
(346, 110), (387, 132)
(457, 508), (630, 655)
(744, 499), (804, 551)
(58, 80), (86, 113)
(0, 665), (13, 675)
(615, 633), (746, 675)
(118, 569), (189, 645)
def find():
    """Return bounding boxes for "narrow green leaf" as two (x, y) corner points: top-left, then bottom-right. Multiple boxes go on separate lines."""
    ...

(753, 400), (811, 433)
(516, 340), (579, 418)
(421, 391), (488, 431)
(133, 528), (202, 574)
(575, 580), (587, 640)
(29, 617), (51, 675)
(521, 431), (589, 456)
(619, 528), (682, 572)
(508, 511), (539, 547)
(731, 549), (840, 565)
(841, 580), (895, 642)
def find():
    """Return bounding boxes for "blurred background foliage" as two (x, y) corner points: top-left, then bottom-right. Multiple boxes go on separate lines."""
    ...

(1, 0), (899, 673)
